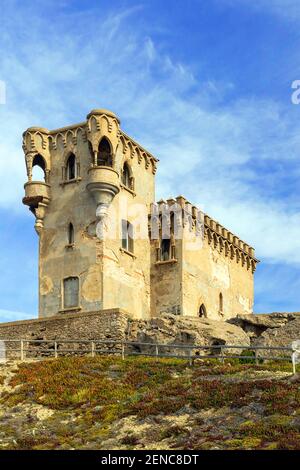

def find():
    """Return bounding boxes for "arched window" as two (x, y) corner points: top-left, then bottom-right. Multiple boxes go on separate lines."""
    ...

(199, 303), (207, 318)
(121, 162), (132, 189)
(161, 238), (171, 261)
(63, 276), (79, 309)
(32, 154), (46, 181)
(219, 293), (223, 315)
(66, 153), (76, 180)
(97, 137), (112, 167)
(68, 223), (75, 245)
(121, 219), (134, 253)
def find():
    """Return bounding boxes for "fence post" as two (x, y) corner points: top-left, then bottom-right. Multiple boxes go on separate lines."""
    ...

(91, 341), (95, 358)
(121, 343), (125, 360)
(54, 341), (58, 359)
(220, 346), (224, 364)
(155, 345), (159, 361)
(20, 340), (24, 361)
(255, 349), (259, 365)
(189, 349), (193, 367)
(292, 350), (296, 375)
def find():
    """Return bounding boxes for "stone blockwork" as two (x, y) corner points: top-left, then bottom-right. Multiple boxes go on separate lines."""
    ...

(0, 309), (129, 358)
(127, 314), (250, 355)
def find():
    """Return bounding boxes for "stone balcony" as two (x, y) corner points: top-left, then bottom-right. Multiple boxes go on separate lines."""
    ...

(23, 181), (51, 209)
(86, 167), (120, 229)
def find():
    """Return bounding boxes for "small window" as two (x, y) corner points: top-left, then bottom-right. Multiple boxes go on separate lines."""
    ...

(32, 154), (46, 182)
(199, 303), (207, 318)
(161, 238), (171, 261)
(121, 162), (132, 189)
(66, 153), (76, 180)
(219, 293), (223, 315)
(63, 277), (79, 309)
(121, 219), (134, 253)
(97, 137), (112, 167)
(68, 223), (75, 245)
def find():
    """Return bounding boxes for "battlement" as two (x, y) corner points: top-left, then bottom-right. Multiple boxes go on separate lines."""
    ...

(22, 109), (158, 176)
(152, 195), (259, 273)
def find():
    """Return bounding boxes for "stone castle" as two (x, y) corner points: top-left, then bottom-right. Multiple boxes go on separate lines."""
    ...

(21, 108), (258, 322)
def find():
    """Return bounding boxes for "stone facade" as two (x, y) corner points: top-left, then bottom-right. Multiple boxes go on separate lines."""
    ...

(0, 309), (128, 357)
(21, 108), (259, 322)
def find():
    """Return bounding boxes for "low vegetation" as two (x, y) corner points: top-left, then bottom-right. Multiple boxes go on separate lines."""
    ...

(0, 356), (299, 450)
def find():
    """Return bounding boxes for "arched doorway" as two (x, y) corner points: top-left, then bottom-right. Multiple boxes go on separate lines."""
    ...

(199, 303), (207, 318)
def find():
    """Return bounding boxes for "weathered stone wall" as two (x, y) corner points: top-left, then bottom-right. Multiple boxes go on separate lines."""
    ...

(0, 309), (129, 358)
(181, 225), (254, 320)
(28, 111), (156, 320)
(150, 238), (183, 317)
(22, 109), (257, 323)
(127, 314), (250, 356)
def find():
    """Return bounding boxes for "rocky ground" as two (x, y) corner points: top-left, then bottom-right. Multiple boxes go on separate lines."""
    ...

(0, 356), (299, 450)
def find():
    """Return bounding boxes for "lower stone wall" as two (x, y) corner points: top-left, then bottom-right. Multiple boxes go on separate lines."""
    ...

(0, 309), (129, 359)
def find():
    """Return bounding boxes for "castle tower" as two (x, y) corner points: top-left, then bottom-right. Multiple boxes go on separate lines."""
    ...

(22, 109), (158, 319)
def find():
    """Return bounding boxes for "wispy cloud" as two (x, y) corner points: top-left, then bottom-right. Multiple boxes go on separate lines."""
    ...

(219, 0), (300, 22)
(0, 309), (33, 323)
(0, 1), (299, 318)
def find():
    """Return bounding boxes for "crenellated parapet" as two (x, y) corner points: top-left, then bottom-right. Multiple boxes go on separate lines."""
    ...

(46, 110), (158, 175)
(202, 213), (258, 273)
(119, 132), (158, 175)
(86, 109), (120, 167)
(22, 108), (159, 234)
(149, 195), (259, 273)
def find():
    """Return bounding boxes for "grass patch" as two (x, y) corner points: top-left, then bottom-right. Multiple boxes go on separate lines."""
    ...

(1, 356), (299, 450)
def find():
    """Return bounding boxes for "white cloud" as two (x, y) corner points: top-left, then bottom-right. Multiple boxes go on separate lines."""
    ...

(219, 0), (300, 21)
(0, 309), (33, 323)
(0, 0), (299, 275)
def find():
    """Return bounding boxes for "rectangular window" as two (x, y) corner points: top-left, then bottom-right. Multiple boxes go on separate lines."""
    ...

(122, 220), (134, 253)
(161, 238), (171, 261)
(63, 277), (79, 309)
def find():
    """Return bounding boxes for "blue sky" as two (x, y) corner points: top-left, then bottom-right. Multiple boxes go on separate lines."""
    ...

(1, 0), (300, 321)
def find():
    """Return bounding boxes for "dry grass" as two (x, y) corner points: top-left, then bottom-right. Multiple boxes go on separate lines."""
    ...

(0, 356), (299, 450)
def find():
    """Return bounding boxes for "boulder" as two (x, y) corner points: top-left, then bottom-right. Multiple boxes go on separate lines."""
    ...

(252, 316), (300, 358)
(126, 314), (250, 357)
(228, 313), (297, 338)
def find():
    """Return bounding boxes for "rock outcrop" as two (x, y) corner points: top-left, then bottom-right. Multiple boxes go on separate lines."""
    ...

(127, 314), (250, 356)
(227, 313), (300, 358)
(252, 316), (300, 355)
(228, 313), (297, 339)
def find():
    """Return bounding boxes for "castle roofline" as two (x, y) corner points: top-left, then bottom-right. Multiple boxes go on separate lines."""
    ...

(23, 109), (159, 165)
(86, 108), (120, 123)
(153, 195), (259, 263)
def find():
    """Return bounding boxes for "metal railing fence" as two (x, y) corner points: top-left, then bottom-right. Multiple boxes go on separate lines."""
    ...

(0, 339), (298, 374)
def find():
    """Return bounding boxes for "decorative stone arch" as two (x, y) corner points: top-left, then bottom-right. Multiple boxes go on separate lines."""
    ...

(55, 132), (67, 150)
(198, 302), (207, 318)
(29, 153), (49, 183)
(74, 126), (87, 143)
(96, 136), (113, 167)
(66, 129), (76, 147)
(62, 151), (79, 181)
(121, 160), (134, 191)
